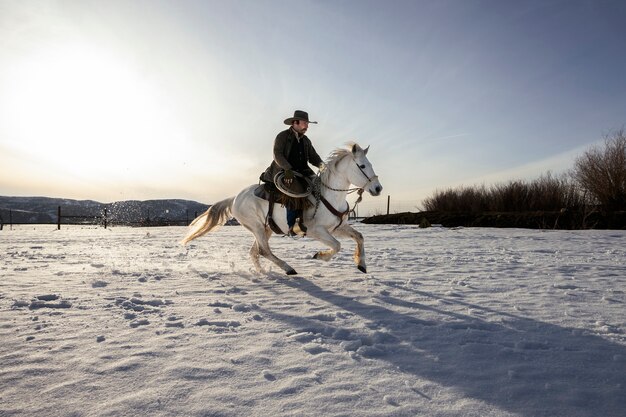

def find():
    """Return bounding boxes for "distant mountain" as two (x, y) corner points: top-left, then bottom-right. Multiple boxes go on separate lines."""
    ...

(0, 196), (210, 226)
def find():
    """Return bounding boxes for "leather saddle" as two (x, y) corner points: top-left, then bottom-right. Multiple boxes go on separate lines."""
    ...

(255, 182), (312, 235)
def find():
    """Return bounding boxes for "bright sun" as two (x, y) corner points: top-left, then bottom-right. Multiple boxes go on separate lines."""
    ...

(2, 42), (186, 182)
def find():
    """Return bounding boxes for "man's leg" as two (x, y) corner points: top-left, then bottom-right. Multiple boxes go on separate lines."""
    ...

(286, 208), (298, 230)
(286, 208), (306, 236)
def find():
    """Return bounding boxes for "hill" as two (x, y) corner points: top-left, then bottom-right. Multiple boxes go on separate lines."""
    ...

(0, 196), (209, 226)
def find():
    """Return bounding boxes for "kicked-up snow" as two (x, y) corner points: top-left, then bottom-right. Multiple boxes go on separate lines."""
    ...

(1, 224), (625, 416)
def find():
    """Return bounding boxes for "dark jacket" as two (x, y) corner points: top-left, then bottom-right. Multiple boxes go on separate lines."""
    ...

(261, 128), (323, 183)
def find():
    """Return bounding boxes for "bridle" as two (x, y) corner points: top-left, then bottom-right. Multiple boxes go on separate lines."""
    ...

(321, 160), (378, 193)
(311, 159), (378, 226)
(355, 161), (379, 189)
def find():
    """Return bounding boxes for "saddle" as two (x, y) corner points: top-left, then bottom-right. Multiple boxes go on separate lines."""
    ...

(254, 182), (312, 235)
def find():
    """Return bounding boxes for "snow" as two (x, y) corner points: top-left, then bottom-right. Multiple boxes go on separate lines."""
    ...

(1, 224), (625, 417)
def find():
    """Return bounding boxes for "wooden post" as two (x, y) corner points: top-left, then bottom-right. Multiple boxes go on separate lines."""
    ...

(103, 207), (108, 229)
(57, 206), (61, 230)
(387, 195), (390, 215)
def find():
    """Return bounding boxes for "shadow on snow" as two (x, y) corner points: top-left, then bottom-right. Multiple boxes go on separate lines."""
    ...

(263, 278), (625, 417)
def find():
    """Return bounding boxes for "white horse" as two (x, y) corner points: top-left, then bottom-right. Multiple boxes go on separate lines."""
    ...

(181, 142), (383, 275)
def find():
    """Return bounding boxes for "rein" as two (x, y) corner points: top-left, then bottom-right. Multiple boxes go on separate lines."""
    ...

(310, 160), (373, 227)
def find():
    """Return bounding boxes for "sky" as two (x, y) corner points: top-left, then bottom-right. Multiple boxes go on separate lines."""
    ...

(1, 0), (625, 213)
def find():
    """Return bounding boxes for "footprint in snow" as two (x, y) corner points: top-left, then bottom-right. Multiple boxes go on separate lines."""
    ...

(384, 395), (399, 407)
(302, 343), (330, 355)
(130, 319), (150, 328)
(289, 332), (318, 343)
(263, 370), (277, 381)
(208, 301), (232, 308)
(199, 272), (222, 281)
(232, 303), (257, 312)
(36, 294), (59, 301)
(165, 316), (185, 328)
(308, 314), (336, 322)
(115, 296), (172, 313)
(195, 319), (241, 332)
(22, 295), (72, 310)
(553, 283), (579, 290)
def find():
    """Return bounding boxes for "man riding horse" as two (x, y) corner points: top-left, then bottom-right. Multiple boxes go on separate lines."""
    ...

(261, 110), (325, 236)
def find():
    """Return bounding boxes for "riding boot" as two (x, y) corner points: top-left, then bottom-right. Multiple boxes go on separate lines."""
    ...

(291, 220), (306, 236)
(287, 209), (306, 236)
(294, 216), (307, 234)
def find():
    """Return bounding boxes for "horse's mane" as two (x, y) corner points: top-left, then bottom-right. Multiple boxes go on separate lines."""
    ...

(321, 142), (358, 182)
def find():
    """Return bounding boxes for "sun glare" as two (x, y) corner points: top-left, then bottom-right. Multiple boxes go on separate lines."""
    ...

(2, 43), (188, 181)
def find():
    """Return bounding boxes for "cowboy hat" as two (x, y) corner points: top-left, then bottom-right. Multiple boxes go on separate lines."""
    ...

(283, 110), (318, 125)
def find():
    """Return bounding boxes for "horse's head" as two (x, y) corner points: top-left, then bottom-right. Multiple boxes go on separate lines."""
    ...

(346, 143), (383, 196)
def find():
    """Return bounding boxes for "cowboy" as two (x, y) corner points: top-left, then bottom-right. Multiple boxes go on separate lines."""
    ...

(261, 110), (324, 235)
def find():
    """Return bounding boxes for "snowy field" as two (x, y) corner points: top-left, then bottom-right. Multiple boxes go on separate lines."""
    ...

(1, 224), (625, 417)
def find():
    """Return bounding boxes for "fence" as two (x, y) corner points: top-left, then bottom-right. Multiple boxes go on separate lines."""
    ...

(56, 206), (106, 230)
(0, 206), (201, 230)
(352, 196), (421, 218)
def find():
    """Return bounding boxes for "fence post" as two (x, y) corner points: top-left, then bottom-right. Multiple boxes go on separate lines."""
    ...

(103, 207), (108, 229)
(387, 195), (390, 215)
(57, 206), (61, 230)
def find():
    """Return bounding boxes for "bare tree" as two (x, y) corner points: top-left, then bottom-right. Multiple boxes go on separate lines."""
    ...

(573, 129), (626, 210)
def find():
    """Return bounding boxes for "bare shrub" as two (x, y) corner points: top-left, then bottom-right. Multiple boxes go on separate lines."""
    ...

(490, 181), (529, 212)
(527, 172), (585, 211)
(422, 129), (625, 213)
(422, 173), (583, 213)
(422, 186), (489, 212)
(573, 129), (626, 210)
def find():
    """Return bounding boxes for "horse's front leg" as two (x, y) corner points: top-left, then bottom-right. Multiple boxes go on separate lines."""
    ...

(333, 224), (367, 273)
(307, 227), (341, 262)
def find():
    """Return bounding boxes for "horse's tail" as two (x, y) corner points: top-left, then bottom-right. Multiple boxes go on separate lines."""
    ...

(180, 197), (235, 245)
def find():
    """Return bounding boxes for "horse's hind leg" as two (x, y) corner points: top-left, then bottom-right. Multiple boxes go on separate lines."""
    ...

(248, 225), (298, 275)
(249, 240), (263, 273)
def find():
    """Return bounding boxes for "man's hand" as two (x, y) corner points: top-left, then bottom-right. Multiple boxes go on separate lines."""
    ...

(284, 169), (294, 185)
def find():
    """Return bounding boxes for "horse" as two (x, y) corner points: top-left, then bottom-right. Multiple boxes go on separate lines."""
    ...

(181, 142), (383, 275)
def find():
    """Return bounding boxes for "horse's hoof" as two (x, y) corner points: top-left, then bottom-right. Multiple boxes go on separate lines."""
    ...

(358, 265), (367, 274)
(286, 269), (298, 275)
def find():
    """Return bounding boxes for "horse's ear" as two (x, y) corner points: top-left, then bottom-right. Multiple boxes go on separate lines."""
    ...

(351, 143), (361, 155)
(364, 145), (370, 155)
